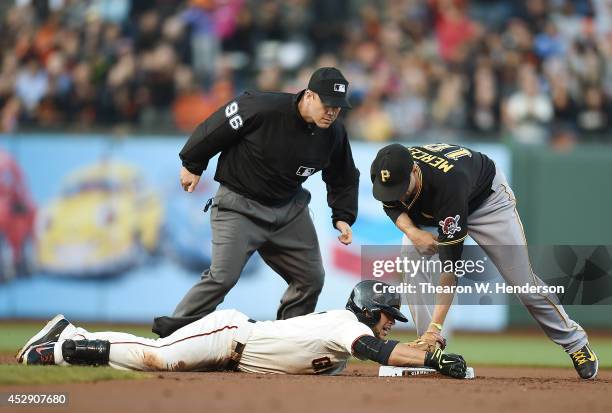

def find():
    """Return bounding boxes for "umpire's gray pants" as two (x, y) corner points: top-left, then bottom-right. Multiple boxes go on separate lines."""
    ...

(154, 185), (324, 336)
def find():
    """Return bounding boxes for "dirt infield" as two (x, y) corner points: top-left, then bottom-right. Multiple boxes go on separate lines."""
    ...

(1, 364), (611, 413)
(0, 354), (14, 364)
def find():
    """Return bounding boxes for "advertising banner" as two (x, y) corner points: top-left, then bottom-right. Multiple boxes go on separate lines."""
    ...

(0, 135), (510, 330)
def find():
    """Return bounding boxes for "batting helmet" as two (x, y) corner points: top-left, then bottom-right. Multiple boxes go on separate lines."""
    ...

(346, 280), (408, 327)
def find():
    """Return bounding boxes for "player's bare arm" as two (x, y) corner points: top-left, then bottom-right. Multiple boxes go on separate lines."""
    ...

(399, 269), (456, 353)
(386, 342), (427, 366)
(395, 213), (438, 255)
(417, 271), (458, 349)
(430, 271), (457, 325)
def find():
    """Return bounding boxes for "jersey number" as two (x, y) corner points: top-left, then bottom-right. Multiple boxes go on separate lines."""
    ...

(422, 143), (472, 160)
(312, 357), (333, 372)
(225, 101), (243, 130)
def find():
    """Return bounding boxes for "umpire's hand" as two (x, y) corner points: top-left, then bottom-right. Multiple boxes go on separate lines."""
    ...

(180, 166), (201, 192)
(335, 221), (352, 245)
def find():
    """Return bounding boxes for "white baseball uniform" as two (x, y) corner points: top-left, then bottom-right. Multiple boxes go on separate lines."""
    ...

(54, 309), (374, 375)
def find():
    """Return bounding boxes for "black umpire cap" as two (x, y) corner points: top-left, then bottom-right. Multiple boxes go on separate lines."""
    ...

(370, 144), (414, 202)
(308, 67), (352, 109)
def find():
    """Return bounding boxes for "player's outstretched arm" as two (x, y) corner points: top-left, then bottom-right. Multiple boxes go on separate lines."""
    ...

(427, 271), (457, 332)
(352, 336), (466, 379)
(388, 343), (467, 379)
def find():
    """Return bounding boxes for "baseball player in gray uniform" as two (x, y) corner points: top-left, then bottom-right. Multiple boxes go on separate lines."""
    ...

(17, 281), (465, 378)
(370, 143), (598, 380)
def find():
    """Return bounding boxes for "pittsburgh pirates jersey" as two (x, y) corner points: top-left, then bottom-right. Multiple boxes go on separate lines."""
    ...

(179, 90), (359, 226)
(238, 310), (373, 375)
(382, 143), (496, 262)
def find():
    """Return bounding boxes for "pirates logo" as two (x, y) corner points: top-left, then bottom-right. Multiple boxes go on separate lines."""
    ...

(438, 215), (461, 239)
(380, 170), (390, 182)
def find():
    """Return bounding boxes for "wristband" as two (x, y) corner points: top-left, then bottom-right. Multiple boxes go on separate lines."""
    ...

(429, 322), (443, 331)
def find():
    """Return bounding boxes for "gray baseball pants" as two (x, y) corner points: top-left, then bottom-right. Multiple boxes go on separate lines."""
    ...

(402, 165), (588, 353)
(153, 185), (324, 337)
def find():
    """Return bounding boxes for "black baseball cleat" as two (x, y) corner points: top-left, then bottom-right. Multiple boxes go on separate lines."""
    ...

(570, 343), (598, 380)
(16, 314), (70, 364)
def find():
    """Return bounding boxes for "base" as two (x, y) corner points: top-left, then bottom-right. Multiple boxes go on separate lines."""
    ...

(378, 366), (475, 379)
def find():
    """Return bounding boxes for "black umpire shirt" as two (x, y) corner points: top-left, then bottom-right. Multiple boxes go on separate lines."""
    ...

(179, 90), (360, 227)
(381, 144), (496, 262)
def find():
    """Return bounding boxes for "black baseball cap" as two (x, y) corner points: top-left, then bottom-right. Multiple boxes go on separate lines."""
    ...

(370, 144), (414, 202)
(308, 67), (352, 109)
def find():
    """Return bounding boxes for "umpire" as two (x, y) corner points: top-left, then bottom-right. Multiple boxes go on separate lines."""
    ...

(152, 67), (360, 338)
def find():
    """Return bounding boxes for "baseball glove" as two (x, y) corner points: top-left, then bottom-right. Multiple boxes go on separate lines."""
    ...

(406, 331), (447, 352)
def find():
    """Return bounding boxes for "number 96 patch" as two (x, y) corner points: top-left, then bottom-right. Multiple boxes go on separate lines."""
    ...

(225, 101), (243, 130)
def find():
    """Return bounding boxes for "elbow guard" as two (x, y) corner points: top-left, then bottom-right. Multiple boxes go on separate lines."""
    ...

(352, 335), (399, 365)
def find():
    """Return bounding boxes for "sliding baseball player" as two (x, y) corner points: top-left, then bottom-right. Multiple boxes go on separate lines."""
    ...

(17, 281), (465, 378)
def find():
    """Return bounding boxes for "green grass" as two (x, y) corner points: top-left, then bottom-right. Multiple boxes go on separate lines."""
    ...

(388, 331), (612, 368)
(0, 365), (147, 385)
(0, 322), (153, 385)
(0, 322), (155, 353)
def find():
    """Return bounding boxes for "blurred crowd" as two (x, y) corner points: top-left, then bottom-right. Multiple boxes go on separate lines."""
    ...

(1, 0), (611, 146)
